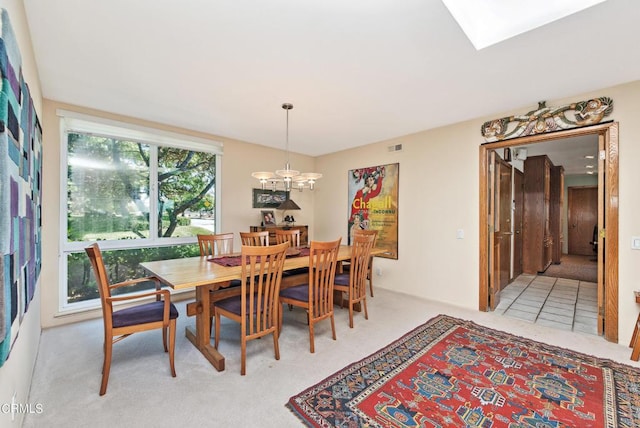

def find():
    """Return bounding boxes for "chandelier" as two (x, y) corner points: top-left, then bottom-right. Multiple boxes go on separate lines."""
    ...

(251, 103), (322, 191)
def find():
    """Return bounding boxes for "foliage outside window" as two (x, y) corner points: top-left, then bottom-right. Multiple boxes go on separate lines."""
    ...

(61, 113), (222, 309)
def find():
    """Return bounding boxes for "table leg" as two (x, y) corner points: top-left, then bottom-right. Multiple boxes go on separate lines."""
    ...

(185, 283), (226, 371)
(333, 290), (362, 312)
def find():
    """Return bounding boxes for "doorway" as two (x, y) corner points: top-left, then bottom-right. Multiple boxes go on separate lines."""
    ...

(479, 122), (619, 343)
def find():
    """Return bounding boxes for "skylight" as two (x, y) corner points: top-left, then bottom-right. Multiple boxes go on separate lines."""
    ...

(442, 0), (608, 50)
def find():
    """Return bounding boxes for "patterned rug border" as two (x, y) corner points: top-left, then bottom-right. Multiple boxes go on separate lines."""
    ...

(286, 314), (640, 427)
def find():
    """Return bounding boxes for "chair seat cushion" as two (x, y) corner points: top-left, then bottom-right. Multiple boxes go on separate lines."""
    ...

(283, 267), (308, 277)
(112, 300), (179, 328)
(334, 273), (349, 286)
(279, 284), (309, 302)
(215, 294), (271, 316)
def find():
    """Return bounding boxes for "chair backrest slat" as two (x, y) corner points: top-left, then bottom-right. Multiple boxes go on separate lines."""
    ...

(198, 233), (234, 256)
(353, 228), (378, 268)
(353, 229), (377, 247)
(274, 228), (300, 248)
(308, 238), (342, 318)
(349, 233), (376, 300)
(240, 231), (270, 246)
(240, 242), (288, 336)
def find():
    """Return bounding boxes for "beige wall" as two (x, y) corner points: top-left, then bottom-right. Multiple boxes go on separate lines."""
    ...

(315, 118), (481, 307)
(316, 80), (640, 344)
(0, 1), (43, 426)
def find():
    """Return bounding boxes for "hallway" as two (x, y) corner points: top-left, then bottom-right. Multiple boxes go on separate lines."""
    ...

(495, 274), (599, 335)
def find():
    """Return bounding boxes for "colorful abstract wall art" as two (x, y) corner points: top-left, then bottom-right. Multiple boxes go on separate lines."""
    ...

(0, 9), (43, 367)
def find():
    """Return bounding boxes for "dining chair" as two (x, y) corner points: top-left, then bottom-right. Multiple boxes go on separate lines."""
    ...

(240, 230), (270, 246)
(197, 233), (242, 334)
(354, 229), (378, 297)
(213, 241), (289, 375)
(274, 228), (308, 278)
(197, 233), (234, 256)
(334, 233), (376, 328)
(344, 229), (378, 297)
(274, 228), (300, 247)
(85, 243), (179, 395)
(279, 237), (342, 353)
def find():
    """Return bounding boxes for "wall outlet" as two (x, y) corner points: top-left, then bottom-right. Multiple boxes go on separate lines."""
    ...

(376, 267), (383, 276)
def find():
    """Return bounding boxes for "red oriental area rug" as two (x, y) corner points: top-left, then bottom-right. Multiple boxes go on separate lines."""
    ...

(287, 315), (640, 427)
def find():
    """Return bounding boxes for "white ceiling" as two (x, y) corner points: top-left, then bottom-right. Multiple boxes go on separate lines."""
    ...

(23, 0), (640, 157)
(506, 134), (599, 176)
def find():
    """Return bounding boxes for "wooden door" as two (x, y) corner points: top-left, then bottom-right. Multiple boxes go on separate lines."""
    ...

(513, 169), (524, 278)
(568, 186), (598, 256)
(497, 157), (512, 288)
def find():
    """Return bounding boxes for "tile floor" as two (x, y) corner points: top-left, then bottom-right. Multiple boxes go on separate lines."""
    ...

(496, 273), (599, 335)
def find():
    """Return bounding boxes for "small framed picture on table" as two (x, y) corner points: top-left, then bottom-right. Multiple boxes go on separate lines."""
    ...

(261, 210), (276, 226)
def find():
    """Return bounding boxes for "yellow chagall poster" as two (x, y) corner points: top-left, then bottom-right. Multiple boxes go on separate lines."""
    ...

(347, 163), (398, 259)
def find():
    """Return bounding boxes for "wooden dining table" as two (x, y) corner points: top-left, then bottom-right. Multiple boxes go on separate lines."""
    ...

(140, 245), (388, 371)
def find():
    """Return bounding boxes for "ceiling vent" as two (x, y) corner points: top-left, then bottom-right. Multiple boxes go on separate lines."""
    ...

(388, 144), (403, 152)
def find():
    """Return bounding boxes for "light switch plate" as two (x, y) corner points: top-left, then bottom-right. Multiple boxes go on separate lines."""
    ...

(632, 236), (640, 250)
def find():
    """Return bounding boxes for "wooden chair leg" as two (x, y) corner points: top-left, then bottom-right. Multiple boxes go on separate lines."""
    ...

(631, 314), (640, 361)
(362, 298), (369, 320)
(162, 326), (168, 352)
(309, 322), (315, 353)
(169, 319), (177, 377)
(273, 328), (280, 361)
(631, 334), (640, 362)
(348, 303), (354, 328)
(630, 314), (640, 347)
(330, 314), (337, 341)
(100, 339), (113, 396)
(368, 263), (374, 297)
(240, 335), (247, 376)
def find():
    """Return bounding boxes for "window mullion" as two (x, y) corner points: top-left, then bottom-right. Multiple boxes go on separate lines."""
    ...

(149, 146), (159, 240)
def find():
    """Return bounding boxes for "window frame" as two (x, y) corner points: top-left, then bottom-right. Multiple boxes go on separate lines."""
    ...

(57, 109), (223, 313)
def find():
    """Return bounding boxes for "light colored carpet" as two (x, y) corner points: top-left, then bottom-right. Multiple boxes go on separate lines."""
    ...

(24, 288), (637, 427)
(542, 254), (597, 282)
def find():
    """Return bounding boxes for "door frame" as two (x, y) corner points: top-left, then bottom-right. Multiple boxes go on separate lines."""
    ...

(479, 122), (619, 342)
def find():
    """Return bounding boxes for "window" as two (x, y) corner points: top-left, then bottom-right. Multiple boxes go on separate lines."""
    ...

(59, 111), (222, 311)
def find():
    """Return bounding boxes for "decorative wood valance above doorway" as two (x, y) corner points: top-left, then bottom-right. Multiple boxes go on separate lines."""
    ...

(481, 97), (613, 142)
